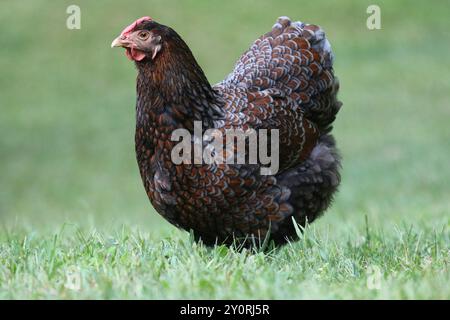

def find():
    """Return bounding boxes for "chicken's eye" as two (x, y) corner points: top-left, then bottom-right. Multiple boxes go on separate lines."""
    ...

(138, 31), (150, 40)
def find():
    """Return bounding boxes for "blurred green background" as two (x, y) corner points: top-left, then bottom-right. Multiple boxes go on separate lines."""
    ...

(0, 0), (449, 238)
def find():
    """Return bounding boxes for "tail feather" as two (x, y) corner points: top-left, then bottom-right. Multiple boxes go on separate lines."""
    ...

(220, 16), (342, 132)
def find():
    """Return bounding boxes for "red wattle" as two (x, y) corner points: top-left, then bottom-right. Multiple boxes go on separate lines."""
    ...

(125, 48), (146, 61)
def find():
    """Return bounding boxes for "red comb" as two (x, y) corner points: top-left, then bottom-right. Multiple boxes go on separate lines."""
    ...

(120, 16), (152, 36)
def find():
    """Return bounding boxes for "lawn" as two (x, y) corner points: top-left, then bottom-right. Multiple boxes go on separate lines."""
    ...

(0, 0), (449, 299)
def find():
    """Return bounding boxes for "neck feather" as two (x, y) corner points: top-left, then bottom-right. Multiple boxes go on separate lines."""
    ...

(135, 35), (223, 131)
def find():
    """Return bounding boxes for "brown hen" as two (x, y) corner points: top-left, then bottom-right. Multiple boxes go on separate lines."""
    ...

(112, 16), (342, 246)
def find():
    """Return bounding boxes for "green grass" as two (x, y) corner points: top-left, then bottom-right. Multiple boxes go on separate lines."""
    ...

(0, 0), (449, 299)
(1, 222), (448, 299)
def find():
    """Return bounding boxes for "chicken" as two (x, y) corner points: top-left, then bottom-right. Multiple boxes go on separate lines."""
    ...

(111, 16), (342, 246)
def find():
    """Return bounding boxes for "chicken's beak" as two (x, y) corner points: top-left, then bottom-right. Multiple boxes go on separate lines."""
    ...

(111, 36), (127, 48)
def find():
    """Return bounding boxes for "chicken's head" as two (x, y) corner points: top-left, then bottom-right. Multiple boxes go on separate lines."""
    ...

(111, 17), (163, 62)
